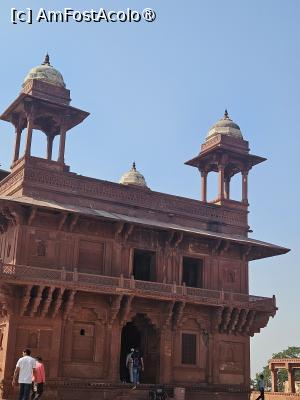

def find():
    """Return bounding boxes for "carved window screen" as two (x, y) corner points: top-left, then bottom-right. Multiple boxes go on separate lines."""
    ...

(181, 333), (197, 365)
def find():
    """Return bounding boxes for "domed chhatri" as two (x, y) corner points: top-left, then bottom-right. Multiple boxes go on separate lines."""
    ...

(23, 54), (66, 88)
(205, 110), (243, 141)
(119, 162), (149, 189)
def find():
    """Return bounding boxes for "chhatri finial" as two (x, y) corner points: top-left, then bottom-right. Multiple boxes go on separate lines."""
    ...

(224, 109), (229, 119)
(132, 161), (136, 171)
(42, 53), (51, 66)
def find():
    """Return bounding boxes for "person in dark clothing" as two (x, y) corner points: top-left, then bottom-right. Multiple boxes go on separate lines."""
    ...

(131, 349), (144, 389)
(256, 374), (265, 400)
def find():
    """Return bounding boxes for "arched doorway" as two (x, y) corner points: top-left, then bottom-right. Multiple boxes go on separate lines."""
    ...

(120, 322), (141, 382)
(119, 314), (160, 384)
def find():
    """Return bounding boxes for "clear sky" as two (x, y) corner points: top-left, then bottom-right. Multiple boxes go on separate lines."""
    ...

(0, 0), (299, 377)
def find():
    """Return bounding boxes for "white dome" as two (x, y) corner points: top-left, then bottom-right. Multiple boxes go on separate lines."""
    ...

(119, 162), (149, 189)
(206, 110), (243, 141)
(23, 54), (66, 88)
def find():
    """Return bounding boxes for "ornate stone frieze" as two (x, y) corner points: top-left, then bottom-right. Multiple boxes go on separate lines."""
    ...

(22, 167), (247, 227)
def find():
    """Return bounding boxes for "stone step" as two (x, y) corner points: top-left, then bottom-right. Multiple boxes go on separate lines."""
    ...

(115, 387), (174, 400)
(114, 387), (150, 398)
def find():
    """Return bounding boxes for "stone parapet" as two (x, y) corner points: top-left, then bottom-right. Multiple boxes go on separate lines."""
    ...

(251, 392), (300, 400)
(0, 157), (249, 235)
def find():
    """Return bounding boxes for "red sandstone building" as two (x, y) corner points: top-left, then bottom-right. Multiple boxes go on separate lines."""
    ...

(0, 56), (289, 400)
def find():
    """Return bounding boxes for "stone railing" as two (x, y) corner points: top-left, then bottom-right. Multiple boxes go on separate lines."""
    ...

(0, 263), (275, 312)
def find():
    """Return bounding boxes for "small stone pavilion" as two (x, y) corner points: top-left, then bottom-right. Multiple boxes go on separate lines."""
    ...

(0, 56), (289, 400)
(270, 358), (300, 394)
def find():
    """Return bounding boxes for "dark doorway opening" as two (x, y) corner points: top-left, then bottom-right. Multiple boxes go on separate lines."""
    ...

(133, 250), (156, 281)
(120, 322), (141, 382)
(182, 257), (203, 288)
(120, 315), (159, 384)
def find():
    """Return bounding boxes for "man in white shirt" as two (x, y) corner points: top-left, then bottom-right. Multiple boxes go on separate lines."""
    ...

(12, 348), (36, 400)
(126, 348), (135, 383)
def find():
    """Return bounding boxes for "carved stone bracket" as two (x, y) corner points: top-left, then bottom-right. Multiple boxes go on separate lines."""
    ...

(9, 205), (25, 225)
(28, 207), (37, 226)
(19, 285), (32, 316)
(173, 232), (183, 249)
(220, 307), (233, 333)
(114, 222), (134, 243)
(236, 308), (248, 333)
(108, 294), (123, 326)
(58, 212), (68, 231)
(69, 214), (79, 232)
(165, 231), (175, 247)
(124, 224), (134, 243)
(212, 306), (224, 332)
(62, 290), (76, 319)
(244, 310), (256, 335)
(201, 329), (209, 346)
(161, 301), (175, 331)
(241, 245), (252, 261)
(172, 301), (185, 330)
(114, 222), (125, 241)
(40, 286), (55, 317)
(227, 308), (240, 334)
(220, 240), (231, 256)
(29, 286), (43, 317)
(119, 295), (134, 326)
(211, 239), (222, 256)
(212, 306), (270, 336)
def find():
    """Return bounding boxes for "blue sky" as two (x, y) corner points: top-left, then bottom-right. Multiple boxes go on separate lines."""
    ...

(0, 0), (299, 377)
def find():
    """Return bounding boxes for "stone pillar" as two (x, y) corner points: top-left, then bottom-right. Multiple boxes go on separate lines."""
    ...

(242, 169), (249, 204)
(58, 120), (67, 164)
(47, 135), (55, 160)
(107, 324), (121, 382)
(206, 333), (213, 384)
(271, 368), (278, 392)
(94, 321), (104, 363)
(3, 315), (18, 400)
(224, 176), (230, 199)
(13, 125), (22, 163)
(62, 320), (73, 363)
(49, 320), (63, 378)
(218, 164), (225, 200)
(25, 110), (34, 157)
(201, 171), (208, 202)
(160, 328), (173, 383)
(288, 366), (295, 393)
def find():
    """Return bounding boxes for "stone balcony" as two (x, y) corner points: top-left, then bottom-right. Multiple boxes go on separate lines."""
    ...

(0, 263), (276, 335)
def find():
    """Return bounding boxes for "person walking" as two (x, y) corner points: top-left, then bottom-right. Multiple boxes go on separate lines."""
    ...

(31, 356), (45, 399)
(126, 348), (135, 383)
(256, 374), (265, 400)
(131, 349), (144, 389)
(12, 348), (36, 400)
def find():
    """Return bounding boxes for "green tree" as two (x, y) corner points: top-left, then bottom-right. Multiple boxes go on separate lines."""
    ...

(254, 346), (300, 392)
